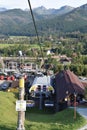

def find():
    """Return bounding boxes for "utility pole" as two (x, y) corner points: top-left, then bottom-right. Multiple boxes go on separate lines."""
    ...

(16, 77), (26, 130)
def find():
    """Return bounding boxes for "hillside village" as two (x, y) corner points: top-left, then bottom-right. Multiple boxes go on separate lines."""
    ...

(0, 48), (87, 109)
(0, 2), (87, 130)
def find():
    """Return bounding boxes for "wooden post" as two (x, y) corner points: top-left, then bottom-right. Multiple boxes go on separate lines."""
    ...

(16, 77), (25, 130)
(74, 93), (77, 119)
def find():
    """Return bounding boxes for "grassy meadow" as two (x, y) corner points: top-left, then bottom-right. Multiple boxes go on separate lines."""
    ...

(0, 43), (40, 50)
(0, 91), (87, 130)
(0, 44), (14, 49)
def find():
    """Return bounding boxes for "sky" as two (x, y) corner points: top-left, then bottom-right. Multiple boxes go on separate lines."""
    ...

(0, 0), (87, 9)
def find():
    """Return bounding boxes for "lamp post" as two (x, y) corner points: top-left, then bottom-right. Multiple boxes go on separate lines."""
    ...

(74, 93), (77, 119)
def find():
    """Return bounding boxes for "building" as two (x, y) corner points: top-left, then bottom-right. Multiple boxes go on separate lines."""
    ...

(54, 69), (85, 111)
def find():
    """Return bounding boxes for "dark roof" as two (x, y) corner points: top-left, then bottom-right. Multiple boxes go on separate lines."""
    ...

(55, 70), (84, 102)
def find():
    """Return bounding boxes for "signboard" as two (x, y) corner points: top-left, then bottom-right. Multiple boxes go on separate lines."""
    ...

(16, 100), (26, 111)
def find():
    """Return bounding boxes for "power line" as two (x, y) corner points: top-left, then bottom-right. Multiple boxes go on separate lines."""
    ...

(27, 0), (44, 61)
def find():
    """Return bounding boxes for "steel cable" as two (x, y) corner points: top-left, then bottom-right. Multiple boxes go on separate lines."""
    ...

(27, 0), (44, 61)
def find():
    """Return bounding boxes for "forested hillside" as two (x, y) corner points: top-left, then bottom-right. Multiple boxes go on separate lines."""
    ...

(0, 4), (87, 36)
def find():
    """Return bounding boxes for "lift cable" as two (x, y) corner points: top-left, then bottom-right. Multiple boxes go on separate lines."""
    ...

(27, 0), (52, 75)
(27, 0), (44, 62)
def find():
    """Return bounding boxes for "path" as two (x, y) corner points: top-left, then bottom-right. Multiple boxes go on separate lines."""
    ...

(77, 107), (87, 130)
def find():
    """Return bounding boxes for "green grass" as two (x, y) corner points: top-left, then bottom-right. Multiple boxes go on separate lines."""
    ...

(0, 44), (14, 49)
(0, 91), (87, 130)
(25, 108), (87, 130)
(0, 43), (41, 49)
(0, 92), (17, 130)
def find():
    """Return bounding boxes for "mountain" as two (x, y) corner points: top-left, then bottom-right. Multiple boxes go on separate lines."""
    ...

(0, 7), (7, 12)
(0, 4), (87, 36)
(33, 4), (87, 34)
(33, 6), (74, 15)
(0, 8), (45, 35)
(39, 3), (87, 33)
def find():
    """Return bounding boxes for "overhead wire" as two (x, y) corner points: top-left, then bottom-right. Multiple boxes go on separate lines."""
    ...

(27, 0), (44, 62)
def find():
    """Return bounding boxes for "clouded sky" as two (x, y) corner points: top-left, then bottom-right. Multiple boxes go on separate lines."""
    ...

(0, 0), (87, 9)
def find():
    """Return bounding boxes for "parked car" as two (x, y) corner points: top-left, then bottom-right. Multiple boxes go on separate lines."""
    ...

(13, 72), (22, 79)
(0, 72), (8, 80)
(0, 71), (15, 81)
(5, 75), (15, 81)
(1, 83), (8, 90)
(1, 81), (11, 90)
